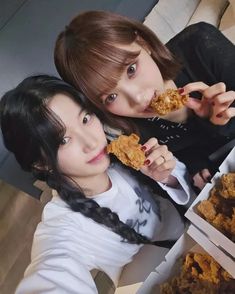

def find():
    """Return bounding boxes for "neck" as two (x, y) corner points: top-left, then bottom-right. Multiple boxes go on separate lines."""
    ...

(76, 172), (111, 197)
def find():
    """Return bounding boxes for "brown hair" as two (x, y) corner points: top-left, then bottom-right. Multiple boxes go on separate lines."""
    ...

(54, 10), (180, 133)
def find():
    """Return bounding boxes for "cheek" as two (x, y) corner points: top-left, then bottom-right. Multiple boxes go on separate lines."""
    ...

(57, 146), (80, 173)
(93, 117), (108, 138)
(107, 104), (129, 116)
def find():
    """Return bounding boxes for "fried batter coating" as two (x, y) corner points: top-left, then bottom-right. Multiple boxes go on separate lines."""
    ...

(220, 173), (235, 199)
(212, 213), (231, 234)
(209, 188), (221, 207)
(160, 253), (234, 294)
(193, 253), (221, 284)
(197, 200), (217, 221)
(150, 89), (189, 116)
(231, 208), (235, 237)
(196, 173), (235, 241)
(106, 133), (145, 170)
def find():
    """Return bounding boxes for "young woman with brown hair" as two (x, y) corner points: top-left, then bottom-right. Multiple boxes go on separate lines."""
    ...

(54, 10), (235, 191)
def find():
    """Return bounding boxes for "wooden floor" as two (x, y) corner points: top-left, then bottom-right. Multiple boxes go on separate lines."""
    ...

(0, 180), (52, 294)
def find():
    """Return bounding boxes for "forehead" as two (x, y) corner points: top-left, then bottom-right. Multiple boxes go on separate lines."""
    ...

(116, 41), (143, 52)
(47, 93), (81, 120)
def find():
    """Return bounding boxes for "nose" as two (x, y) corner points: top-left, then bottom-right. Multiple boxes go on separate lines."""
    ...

(81, 132), (98, 153)
(120, 83), (145, 106)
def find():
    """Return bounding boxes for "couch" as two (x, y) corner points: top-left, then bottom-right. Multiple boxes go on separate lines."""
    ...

(144, 0), (234, 44)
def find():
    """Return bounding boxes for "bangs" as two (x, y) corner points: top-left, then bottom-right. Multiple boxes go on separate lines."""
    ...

(32, 104), (66, 163)
(69, 43), (140, 105)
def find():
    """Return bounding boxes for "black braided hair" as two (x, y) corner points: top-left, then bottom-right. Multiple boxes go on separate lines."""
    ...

(0, 75), (163, 246)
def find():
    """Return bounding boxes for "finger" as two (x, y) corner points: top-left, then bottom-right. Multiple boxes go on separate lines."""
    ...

(200, 169), (211, 182)
(151, 159), (176, 172)
(181, 82), (209, 95)
(210, 107), (235, 125)
(141, 137), (159, 153)
(202, 82), (226, 100)
(144, 145), (169, 166)
(213, 91), (235, 110)
(193, 173), (207, 190)
(185, 97), (202, 111)
(147, 150), (175, 171)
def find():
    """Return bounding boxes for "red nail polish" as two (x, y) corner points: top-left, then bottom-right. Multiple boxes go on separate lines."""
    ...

(178, 88), (184, 94)
(141, 146), (147, 151)
(144, 159), (150, 166)
(216, 113), (223, 118)
(211, 102), (215, 106)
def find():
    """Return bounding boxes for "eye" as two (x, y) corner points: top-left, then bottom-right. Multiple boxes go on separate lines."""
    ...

(104, 93), (117, 105)
(127, 63), (137, 77)
(83, 112), (92, 124)
(60, 137), (70, 145)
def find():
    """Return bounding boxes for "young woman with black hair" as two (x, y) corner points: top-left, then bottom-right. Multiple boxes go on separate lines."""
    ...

(0, 75), (193, 293)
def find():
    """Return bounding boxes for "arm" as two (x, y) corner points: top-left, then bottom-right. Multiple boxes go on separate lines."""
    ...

(16, 252), (98, 294)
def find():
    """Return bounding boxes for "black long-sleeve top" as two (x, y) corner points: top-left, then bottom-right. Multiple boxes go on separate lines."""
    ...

(135, 22), (235, 177)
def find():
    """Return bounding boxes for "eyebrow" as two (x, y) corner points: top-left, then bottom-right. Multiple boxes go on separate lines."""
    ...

(78, 107), (85, 116)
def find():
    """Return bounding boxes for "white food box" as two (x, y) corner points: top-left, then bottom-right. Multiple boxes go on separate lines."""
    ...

(137, 227), (235, 294)
(185, 147), (235, 257)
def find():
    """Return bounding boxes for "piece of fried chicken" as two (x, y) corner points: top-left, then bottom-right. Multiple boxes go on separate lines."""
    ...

(106, 133), (146, 170)
(150, 89), (188, 116)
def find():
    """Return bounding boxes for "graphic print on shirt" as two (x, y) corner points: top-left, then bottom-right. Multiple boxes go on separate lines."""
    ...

(125, 184), (161, 234)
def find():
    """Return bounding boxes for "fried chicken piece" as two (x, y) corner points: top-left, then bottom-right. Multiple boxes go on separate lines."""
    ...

(212, 213), (231, 235)
(197, 200), (217, 221)
(209, 188), (222, 207)
(150, 89), (189, 116)
(106, 133), (145, 170)
(160, 253), (233, 294)
(193, 253), (221, 284)
(220, 173), (235, 199)
(230, 208), (235, 238)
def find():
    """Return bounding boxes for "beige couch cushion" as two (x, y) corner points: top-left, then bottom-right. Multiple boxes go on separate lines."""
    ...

(144, 0), (229, 44)
(219, 0), (235, 43)
(187, 0), (228, 26)
(144, 0), (200, 43)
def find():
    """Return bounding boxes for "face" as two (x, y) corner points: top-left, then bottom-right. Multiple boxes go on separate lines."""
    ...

(100, 42), (171, 119)
(47, 94), (110, 189)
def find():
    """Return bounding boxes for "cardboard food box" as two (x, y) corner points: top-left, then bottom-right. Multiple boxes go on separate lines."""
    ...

(137, 227), (235, 294)
(185, 147), (235, 257)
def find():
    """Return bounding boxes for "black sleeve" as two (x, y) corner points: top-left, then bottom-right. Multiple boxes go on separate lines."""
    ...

(167, 22), (235, 138)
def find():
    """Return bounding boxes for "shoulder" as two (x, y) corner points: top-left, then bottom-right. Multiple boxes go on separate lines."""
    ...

(167, 22), (223, 51)
(109, 163), (141, 189)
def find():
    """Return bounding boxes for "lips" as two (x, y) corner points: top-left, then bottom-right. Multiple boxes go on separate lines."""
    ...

(143, 91), (158, 112)
(87, 148), (107, 164)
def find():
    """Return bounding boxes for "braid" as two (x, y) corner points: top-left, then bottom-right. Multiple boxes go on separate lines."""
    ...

(70, 200), (152, 245)
(36, 169), (153, 245)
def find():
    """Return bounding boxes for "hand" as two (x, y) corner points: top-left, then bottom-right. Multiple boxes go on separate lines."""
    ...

(140, 138), (177, 185)
(193, 168), (211, 190)
(210, 91), (235, 125)
(182, 82), (235, 125)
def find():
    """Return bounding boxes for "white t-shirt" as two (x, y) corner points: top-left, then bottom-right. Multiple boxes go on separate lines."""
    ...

(16, 161), (192, 294)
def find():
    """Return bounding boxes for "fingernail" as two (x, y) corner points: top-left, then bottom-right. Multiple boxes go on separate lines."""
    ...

(144, 159), (150, 166)
(178, 88), (184, 95)
(141, 146), (147, 151)
(211, 102), (215, 106)
(216, 113), (223, 118)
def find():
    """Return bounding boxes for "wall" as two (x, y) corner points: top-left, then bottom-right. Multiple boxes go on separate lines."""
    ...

(0, 0), (157, 197)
